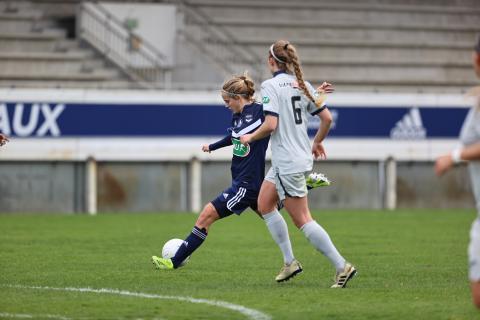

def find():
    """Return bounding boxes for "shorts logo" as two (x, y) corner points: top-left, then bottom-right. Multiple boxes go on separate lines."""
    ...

(223, 193), (229, 199)
(231, 138), (250, 157)
(227, 187), (246, 210)
(262, 96), (270, 104)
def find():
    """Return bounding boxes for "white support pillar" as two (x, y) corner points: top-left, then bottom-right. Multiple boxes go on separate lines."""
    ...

(385, 156), (397, 211)
(85, 156), (97, 215)
(189, 157), (202, 213)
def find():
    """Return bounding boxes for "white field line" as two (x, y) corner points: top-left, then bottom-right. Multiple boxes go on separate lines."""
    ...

(0, 312), (72, 319)
(2, 284), (272, 320)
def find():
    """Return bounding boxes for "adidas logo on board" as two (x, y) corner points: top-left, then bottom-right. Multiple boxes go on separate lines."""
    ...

(390, 108), (426, 140)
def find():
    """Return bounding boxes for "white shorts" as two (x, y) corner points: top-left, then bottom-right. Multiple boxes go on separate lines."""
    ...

(469, 218), (480, 281)
(264, 167), (308, 201)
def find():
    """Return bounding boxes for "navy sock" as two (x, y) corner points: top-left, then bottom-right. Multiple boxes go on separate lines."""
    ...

(171, 226), (207, 268)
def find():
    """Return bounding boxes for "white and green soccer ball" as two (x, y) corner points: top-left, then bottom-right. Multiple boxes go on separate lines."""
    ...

(162, 238), (190, 266)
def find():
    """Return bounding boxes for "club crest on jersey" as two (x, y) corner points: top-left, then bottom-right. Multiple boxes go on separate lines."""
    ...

(245, 114), (253, 123)
(262, 96), (270, 104)
(231, 138), (250, 157)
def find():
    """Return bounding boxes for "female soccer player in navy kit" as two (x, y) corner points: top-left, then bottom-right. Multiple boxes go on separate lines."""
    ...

(152, 73), (297, 270)
(241, 40), (356, 288)
(435, 35), (480, 308)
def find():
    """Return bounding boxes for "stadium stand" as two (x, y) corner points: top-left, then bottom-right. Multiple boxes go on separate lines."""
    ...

(0, 0), (477, 213)
(179, 0), (480, 92)
(0, 0), (479, 92)
(0, 1), (130, 89)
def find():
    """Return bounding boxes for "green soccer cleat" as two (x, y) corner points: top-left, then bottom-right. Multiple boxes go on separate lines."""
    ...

(152, 256), (174, 270)
(306, 172), (331, 189)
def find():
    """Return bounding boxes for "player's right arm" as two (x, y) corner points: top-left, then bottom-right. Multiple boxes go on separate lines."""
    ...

(240, 115), (277, 145)
(435, 142), (480, 176)
(203, 134), (233, 153)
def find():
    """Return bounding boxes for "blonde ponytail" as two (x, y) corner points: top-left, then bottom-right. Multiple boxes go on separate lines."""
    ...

(222, 72), (255, 101)
(270, 40), (325, 107)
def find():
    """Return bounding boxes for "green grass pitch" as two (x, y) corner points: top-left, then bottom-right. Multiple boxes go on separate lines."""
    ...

(0, 209), (478, 320)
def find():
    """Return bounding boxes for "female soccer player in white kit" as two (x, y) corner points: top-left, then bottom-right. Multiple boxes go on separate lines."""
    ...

(240, 40), (356, 288)
(435, 35), (480, 308)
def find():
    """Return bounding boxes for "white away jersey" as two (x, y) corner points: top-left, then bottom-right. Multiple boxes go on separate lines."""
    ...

(261, 71), (326, 174)
(460, 102), (480, 215)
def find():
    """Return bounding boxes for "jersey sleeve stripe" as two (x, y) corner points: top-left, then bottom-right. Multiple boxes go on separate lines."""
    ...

(310, 105), (327, 116)
(264, 111), (279, 117)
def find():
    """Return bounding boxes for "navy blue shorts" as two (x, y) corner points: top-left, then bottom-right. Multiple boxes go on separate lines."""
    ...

(211, 184), (259, 218)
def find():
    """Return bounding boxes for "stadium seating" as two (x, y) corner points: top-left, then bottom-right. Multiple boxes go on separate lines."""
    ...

(0, 0), (479, 92)
(0, 1), (127, 89)
(181, 0), (480, 92)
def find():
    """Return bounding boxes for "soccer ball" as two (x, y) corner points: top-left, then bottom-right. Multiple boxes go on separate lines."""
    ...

(162, 238), (190, 266)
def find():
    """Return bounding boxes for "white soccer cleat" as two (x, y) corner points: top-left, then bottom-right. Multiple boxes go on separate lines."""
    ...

(331, 262), (357, 288)
(275, 259), (303, 282)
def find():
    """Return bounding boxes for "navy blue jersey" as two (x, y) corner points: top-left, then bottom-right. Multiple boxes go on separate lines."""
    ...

(209, 102), (269, 191)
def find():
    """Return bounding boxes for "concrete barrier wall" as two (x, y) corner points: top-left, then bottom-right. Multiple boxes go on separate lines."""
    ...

(396, 161), (473, 209)
(0, 161), (84, 213)
(0, 89), (475, 213)
(0, 160), (473, 213)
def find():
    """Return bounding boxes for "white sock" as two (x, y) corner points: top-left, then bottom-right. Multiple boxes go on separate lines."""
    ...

(264, 210), (295, 264)
(301, 220), (345, 272)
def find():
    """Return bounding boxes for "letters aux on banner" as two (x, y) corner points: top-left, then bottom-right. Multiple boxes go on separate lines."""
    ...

(0, 102), (469, 139)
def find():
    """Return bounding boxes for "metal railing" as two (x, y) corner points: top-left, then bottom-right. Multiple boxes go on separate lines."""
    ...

(77, 2), (170, 88)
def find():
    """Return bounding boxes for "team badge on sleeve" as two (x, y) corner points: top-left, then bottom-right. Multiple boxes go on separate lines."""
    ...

(262, 96), (270, 104)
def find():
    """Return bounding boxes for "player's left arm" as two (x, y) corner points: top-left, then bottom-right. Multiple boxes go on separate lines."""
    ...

(316, 81), (334, 94)
(435, 142), (480, 176)
(311, 108), (333, 160)
(305, 80), (333, 159)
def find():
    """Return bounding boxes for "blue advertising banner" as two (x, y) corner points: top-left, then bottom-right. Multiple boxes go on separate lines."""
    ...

(0, 102), (470, 139)
(307, 106), (469, 139)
